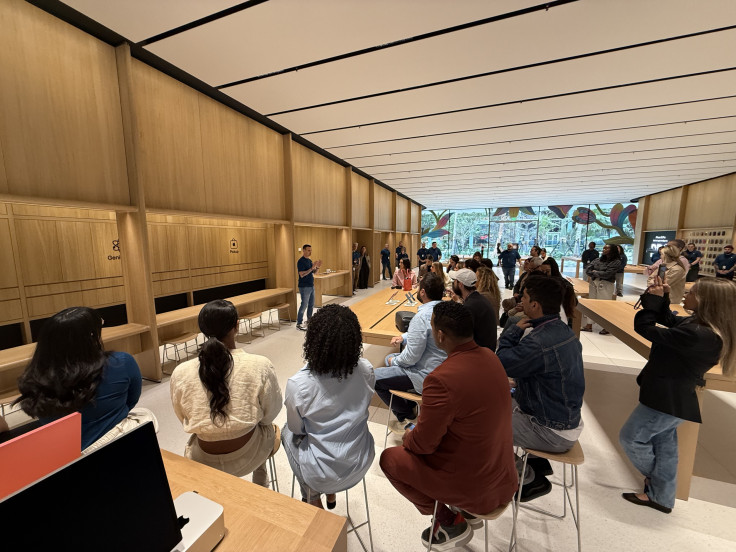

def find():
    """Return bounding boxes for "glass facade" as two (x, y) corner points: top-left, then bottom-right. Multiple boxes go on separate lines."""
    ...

(421, 203), (637, 268)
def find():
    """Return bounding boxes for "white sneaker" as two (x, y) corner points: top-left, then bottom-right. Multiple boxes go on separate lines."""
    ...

(388, 417), (416, 435)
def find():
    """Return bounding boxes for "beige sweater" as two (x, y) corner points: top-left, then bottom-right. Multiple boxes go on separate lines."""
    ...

(170, 349), (282, 442)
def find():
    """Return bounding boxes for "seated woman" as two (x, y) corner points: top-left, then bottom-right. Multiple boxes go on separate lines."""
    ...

(392, 258), (417, 289)
(15, 307), (150, 452)
(170, 300), (282, 487)
(476, 266), (501, 318)
(433, 261), (451, 289)
(282, 304), (375, 509)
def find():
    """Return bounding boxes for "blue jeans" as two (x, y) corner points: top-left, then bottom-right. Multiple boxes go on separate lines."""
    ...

(382, 260), (391, 279)
(374, 359), (418, 421)
(502, 266), (515, 287)
(297, 286), (314, 325)
(619, 403), (683, 508)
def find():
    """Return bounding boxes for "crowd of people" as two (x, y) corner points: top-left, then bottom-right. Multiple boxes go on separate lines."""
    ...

(5, 240), (736, 550)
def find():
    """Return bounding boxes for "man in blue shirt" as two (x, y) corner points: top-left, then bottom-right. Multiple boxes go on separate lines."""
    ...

(498, 243), (522, 289)
(417, 241), (428, 264)
(428, 241), (442, 262)
(376, 273), (447, 434)
(683, 243), (703, 282)
(380, 243), (392, 280)
(297, 244), (322, 330)
(714, 244), (735, 280)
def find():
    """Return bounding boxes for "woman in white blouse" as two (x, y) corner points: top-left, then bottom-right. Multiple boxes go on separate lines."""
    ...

(170, 300), (282, 487)
(282, 304), (375, 509)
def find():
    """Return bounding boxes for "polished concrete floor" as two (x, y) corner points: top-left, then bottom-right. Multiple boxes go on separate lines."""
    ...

(6, 270), (734, 551)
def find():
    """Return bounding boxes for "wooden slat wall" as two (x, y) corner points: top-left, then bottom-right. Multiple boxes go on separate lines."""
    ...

(199, 95), (286, 220)
(644, 188), (683, 231)
(294, 227), (350, 274)
(682, 173), (736, 229)
(396, 196), (410, 233)
(374, 185), (393, 231)
(0, 209), (22, 324)
(292, 143), (347, 226)
(412, 203), (422, 234)
(351, 173), (371, 229)
(0, 0), (129, 206)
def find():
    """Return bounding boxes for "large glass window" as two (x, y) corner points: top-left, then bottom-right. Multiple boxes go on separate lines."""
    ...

(421, 203), (638, 266)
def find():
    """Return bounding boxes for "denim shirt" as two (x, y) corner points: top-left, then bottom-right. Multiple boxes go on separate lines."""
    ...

(394, 300), (447, 393)
(496, 314), (584, 430)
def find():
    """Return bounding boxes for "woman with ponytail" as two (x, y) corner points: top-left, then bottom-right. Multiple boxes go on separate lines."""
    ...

(170, 300), (282, 486)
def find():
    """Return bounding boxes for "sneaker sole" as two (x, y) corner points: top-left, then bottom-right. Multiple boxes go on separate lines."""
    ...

(420, 525), (473, 551)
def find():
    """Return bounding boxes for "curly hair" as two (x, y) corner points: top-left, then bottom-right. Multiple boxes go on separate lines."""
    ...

(197, 300), (238, 425)
(303, 304), (363, 380)
(16, 307), (108, 418)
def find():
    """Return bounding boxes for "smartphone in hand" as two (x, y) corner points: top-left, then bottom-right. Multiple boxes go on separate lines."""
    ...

(657, 264), (667, 282)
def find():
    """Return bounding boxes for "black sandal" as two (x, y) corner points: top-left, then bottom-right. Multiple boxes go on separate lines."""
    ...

(622, 493), (671, 514)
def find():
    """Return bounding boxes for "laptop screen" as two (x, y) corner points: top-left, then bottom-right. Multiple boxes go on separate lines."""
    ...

(0, 422), (183, 552)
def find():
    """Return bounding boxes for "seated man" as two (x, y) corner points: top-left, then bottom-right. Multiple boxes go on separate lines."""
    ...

(451, 268), (498, 351)
(496, 275), (585, 501)
(376, 273), (446, 434)
(380, 301), (517, 549)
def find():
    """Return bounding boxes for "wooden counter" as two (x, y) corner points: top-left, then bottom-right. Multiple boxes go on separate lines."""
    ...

(351, 287), (420, 346)
(0, 323), (150, 397)
(313, 271), (351, 307)
(575, 298), (735, 500)
(161, 450), (347, 552)
(560, 257), (583, 277)
(156, 288), (292, 341)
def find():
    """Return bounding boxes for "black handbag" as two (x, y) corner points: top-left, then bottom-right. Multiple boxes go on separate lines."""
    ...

(395, 311), (415, 333)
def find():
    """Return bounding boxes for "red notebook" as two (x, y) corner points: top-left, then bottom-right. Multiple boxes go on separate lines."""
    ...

(0, 412), (81, 500)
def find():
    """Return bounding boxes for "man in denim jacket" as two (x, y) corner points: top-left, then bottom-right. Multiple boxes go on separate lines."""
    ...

(497, 275), (585, 501)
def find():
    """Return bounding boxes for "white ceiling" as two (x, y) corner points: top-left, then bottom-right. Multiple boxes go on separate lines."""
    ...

(62, 0), (736, 209)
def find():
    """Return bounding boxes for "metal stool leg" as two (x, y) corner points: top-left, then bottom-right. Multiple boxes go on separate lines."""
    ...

(344, 478), (373, 552)
(384, 394), (395, 448)
(427, 499), (439, 552)
(268, 455), (279, 493)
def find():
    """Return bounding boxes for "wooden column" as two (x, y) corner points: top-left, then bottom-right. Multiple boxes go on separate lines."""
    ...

(115, 44), (161, 380)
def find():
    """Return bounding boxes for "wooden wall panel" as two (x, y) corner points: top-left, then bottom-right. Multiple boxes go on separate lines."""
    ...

(412, 203), (422, 233)
(148, 223), (190, 274)
(90, 222), (124, 279)
(15, 219), (63, 285)
(0, 219), (18, 289)
(199, 96), (286, 220)
(0, 0), (129, 205)
(294, 227), (350, 274)
(682, 173), (736, 229)
(396, 196), (409, 233)
(131, 60), (206, 212)
(351, 173), (370, 229)
(292, 143), (347, 226)
(56, 221), (96, 282)
(374, 185), (393, 231)
(0, 136), (7, 194)
(644, 188), (683, 231)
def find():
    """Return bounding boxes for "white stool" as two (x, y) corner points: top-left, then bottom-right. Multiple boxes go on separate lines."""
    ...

(237, 312), (264, 342)
(266, 303), (292, 330)
(514, 441), (584, 552)
(162, 332), (201, 367)
(291, 474), (374, 552)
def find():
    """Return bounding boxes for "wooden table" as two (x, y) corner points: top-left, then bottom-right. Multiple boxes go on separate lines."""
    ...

(0, 323), (150, 398)
(156, 288), (292, 342)
(161, 450), (346, 552)
(351, 287), (421, 346)
(568, 277), (589, 298)
(313, 271), (351, 307)
(575, 298), (735, 500)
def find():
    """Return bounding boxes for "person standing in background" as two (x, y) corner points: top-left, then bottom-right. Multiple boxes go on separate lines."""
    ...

(357, 246), (371, 289)
(582, 244), (621, 334)
(581, 242), (599, 281)
(648, 245), (686, 307)
(615, 245), (628, 297)
(417, 241), (428, 265)
(380, 243), (392, 280)
(650, 246), (663, 264)
(714, 244), (735, 280)
(498, 243), (522, 290)
(352, 242), (360, 295)
(683, 243), (702, 282)
(397, 246), (409, 265)
(396, 241), (404, 265)
(428, 241), (442, 262)
(297, 244), (321, 331)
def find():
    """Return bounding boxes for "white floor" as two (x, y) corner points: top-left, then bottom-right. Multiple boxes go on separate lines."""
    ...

(8, 271), (734, 551)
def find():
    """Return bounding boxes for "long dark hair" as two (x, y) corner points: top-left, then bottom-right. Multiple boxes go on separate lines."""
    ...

(303, 304), (362, 380)
(197, 300), (238, 425)
(16, 307), (108, 417)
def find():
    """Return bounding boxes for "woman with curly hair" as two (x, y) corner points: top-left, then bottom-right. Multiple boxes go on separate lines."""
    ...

(282, 304), (375, 509)
(170, 300), (282, 486)
(15, 307), (153, 452)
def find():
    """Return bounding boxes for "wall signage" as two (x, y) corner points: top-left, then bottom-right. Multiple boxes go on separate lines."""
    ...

(229, 238), (239, 254)
(108, 239), (121, 261)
